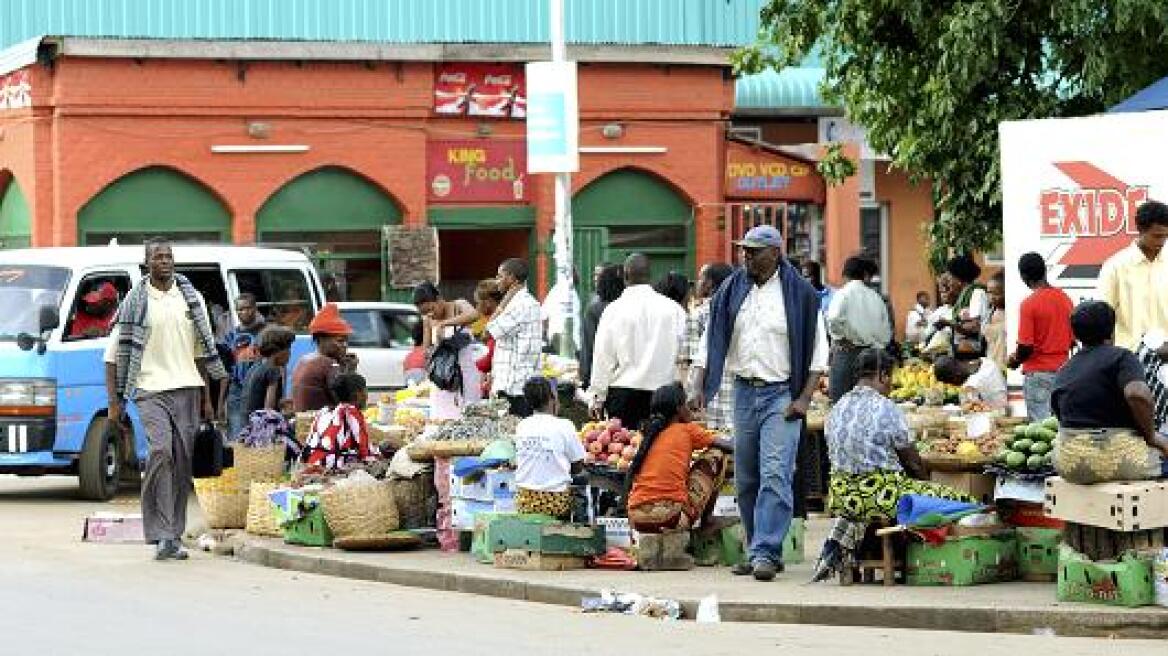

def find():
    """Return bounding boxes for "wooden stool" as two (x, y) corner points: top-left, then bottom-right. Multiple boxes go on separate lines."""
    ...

(840, 522), (906, 587)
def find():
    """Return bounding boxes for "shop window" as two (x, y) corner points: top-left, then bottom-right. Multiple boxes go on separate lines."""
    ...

(725, 202), (825, 265)
(260, 230), (382, 302)
(63, 273), (131, 342)
(231, 269), (314, 333)
(861, 203), (889, 292)
(607, 226), (686, 249)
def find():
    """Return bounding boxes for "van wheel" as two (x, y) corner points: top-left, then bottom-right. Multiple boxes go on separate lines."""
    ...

(78, 418), (121, 501)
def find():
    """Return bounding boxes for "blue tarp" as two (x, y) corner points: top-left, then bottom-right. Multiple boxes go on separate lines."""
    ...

(895, 494), (983, 527)
(1109, 76), (1168, 113)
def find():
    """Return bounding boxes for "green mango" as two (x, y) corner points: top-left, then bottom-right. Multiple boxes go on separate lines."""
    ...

(1030, 441), (1050, 455)
(1013, 425), (1029, 439)
(1034, 427), (1057, 443)
(1013, 438), (1034, 454)
(1041, 416), (1059, 431)
(1006, 451), (1027, 470)
(1027, 454), (1046, 471)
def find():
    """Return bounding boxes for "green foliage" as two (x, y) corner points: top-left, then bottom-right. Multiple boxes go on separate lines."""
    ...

(735, 0), (1168, 269)
(817, 142), (858, 185)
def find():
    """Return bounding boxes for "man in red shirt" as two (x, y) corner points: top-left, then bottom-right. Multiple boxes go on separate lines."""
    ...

(1008, 253), (1074, 420)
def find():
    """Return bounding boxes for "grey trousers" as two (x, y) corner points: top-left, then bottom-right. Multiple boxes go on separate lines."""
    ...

(135, 388), (201, 543)
(828, 346), (861, 403)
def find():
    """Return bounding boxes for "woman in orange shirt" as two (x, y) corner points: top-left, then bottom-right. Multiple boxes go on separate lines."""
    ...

(626, 383), (734, 533)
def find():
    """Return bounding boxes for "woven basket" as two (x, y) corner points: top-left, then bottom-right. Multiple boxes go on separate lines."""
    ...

(195, 481), (249, 530)
(294, 412), (315, 442)
(233, 444), (285, 489)
(390, 476), (436, 529)
(320, 480), (399, 539)
(245, 482), (282, 538)
(407, 439), (488, 461)
(334, 531), (422, 551)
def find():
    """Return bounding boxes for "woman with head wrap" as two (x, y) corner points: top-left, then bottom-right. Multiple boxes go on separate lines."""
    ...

(933, 254), (988, 360)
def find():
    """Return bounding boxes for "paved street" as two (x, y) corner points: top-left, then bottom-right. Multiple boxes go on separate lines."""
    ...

(2, 475), (1165, 656)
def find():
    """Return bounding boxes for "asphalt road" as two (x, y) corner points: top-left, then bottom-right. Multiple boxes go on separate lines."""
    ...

(1, 475), (1164, 656)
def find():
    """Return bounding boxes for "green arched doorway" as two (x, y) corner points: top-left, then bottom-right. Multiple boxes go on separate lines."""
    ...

(0, 176), (31, 249)
(78, 167), (231, 245)
(571, 168), (693, 301)
(257, 167), (401, 301)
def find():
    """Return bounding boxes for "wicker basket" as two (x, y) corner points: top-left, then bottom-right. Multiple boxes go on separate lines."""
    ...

(245, 482), (282, 538)
(334, 531), (423, 551)
(390, 475), (437, 530)
(320, 480), (399, 539)
(233, 444), (286, 489)
(194, 479), (249, 530)
(294, 412), (315, 442)
(407, 439), (488, 461)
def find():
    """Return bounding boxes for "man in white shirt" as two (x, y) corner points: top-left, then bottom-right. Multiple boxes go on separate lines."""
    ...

(589, 253), (687, 431)
(933, 355), (1008, 409)
(826, 256), (892, 401)
(487, 258), (544, 417)
(905, 291), (932, 347)
(1097, 200), (1168, 350)
(692, 225), (828, 582)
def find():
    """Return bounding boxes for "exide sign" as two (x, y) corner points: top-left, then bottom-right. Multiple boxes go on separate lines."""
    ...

(1038, 186), (1148, 237)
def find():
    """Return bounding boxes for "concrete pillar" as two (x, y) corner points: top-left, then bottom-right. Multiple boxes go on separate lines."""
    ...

(823, 143), (862, 287)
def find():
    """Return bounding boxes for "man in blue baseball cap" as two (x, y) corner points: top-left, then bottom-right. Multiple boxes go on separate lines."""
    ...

(692, 224), (828, 581)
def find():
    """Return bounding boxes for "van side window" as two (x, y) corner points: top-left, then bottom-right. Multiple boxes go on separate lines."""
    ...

(381, 310), (420, 349)
(232, 269), (313, 333)
(64, 273), (132, 341)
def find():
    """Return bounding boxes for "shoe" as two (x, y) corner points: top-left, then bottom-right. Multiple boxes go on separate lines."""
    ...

(169, 539), (190, 561)
(155, 539), (190, 561)
(731, 562), (754, 576)
(753, 560), (779, 582)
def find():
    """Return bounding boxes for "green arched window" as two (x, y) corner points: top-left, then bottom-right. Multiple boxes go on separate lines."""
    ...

(0, 176), (31, 249)
(257, 167), (401, 301)
(78, 167), (231, 245)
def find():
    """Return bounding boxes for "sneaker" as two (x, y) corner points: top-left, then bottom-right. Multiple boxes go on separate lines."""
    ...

(731, 562), (754, 576)
(753, 560), (780, 582)
(169, 540), (190, 561)
(155, 539), (190, 561)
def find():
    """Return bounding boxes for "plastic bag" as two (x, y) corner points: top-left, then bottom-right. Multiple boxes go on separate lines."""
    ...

(696, 595), (721, 623)
(427, 330), (471, 393)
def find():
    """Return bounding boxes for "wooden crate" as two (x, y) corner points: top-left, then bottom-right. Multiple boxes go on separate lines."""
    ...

(493, 549), (586, 571)
(1044, 477), (1168, 531)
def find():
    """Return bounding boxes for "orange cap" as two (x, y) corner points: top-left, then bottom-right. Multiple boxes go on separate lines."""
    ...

(307, 303), (353, 336)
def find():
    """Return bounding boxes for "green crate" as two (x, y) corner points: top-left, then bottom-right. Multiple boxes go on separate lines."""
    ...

(489, 516), (605, 556)
(784, 518), (806, 565)
(907, 533), (1018, 586)
(282, 505), (333, 547)
(1057, 546), (1154, 608)
(692, 530), (720, 566)
(471, 512), (556, 564)
(1017, 527), (1062, 578)
(715, 519), (803, 567)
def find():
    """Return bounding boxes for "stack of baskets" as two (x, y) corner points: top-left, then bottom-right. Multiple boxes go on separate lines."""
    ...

(197, 443), (286, 531)
(244, 481), (283, 537)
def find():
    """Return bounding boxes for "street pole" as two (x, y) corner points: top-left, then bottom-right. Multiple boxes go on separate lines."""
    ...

(550, 0), (577, 359)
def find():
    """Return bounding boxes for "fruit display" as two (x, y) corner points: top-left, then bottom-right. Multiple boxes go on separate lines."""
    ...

(996, 416), (1058, 472)
(393, 407), (427, 434)
(579, 419), (643, 472)
(432, 402), (519, 442)
(919, 432), (1004, 460)
(890, 360), (961, 405)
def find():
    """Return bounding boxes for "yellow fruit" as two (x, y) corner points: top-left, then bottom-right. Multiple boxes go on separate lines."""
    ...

(955, 441), (982, 460)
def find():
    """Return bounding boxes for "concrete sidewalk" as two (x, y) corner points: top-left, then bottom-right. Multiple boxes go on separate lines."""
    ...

(219, 518), (1168, 639)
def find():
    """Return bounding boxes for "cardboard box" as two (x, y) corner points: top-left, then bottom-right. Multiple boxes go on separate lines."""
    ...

(1057, 545), (1154, 607)
(999, 500), (1065, 529)
(493, 548), (586, 571)
(1044, 477), (1168, 531)
(907, 532), (1018, 586)
(449, 464), (516, 503)
(1017, 527), (1062, 580)
(994, 473), (1046, 503)
(930, 471), (996, 505)
(82, 513), (145, 544)
(450, 496), (516, 531)
(488, 517), (605, 556)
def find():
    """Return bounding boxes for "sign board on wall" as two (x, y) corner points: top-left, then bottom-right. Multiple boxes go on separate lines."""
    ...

(817, 117), (886, 161)
(525, 61), (579, 173)
(0, 69), (31, 110)
(724, 142), (825, 202)
(427, 140), (528, 203)
(386, 226), (440, 289)
(434, 63), (526, 118)
(999, 110), (1168, 350)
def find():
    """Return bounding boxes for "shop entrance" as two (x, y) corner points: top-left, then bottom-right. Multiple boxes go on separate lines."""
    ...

(437, 228), (531, 301)
(77, 166), (232, 246)
(0, 175), (31, 249)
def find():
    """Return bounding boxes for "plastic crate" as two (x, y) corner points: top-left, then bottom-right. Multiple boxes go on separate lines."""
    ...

(283, 505), (333, 547)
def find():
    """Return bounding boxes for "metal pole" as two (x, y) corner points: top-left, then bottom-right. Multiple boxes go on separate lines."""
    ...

(550, 0), (577, 358)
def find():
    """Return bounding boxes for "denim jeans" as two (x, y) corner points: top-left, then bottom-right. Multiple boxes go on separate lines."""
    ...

(225, 384), (245, 441)
(1023, 372), (1056, 422)
(732, 379), (802, 565)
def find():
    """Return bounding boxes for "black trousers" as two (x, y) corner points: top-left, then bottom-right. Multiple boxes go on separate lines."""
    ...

(604, 387), (653, 432)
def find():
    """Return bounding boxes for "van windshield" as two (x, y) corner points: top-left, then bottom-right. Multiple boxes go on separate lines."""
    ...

(0, 265), (69, 339)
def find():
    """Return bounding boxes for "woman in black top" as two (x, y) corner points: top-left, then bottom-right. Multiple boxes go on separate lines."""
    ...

(1051, 302), (1168, 483)
(579, 263), (625, 389)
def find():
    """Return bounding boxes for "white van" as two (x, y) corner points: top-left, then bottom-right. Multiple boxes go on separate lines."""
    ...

(0, 245), (324, 500)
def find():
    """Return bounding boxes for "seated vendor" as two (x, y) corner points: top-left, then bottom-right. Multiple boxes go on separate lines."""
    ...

(826, 349), (971, 523)
(932, 354), (1007, 410)
(69, 282), (118, 339)
(626, 382), (733, 534)
(1050, 301), (1168, 484)
(300, 373), (376, 470)
(514, 376), (586, 519)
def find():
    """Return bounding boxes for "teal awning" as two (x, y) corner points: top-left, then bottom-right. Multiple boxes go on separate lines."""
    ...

(735, 67), (833, 113)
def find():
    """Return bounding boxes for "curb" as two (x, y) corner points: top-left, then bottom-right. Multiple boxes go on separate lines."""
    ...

(231, 539), (1168, 639)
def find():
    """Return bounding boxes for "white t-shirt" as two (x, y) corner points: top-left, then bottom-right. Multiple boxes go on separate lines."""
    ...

(514, 412), (586, 493)
(964, 357), (1007, 408)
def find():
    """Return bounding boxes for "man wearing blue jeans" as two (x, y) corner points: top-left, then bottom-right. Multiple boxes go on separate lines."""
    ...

(693, 225), (828, 581)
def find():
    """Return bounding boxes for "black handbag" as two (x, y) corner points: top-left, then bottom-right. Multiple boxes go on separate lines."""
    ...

(192, 422), (226, 478)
